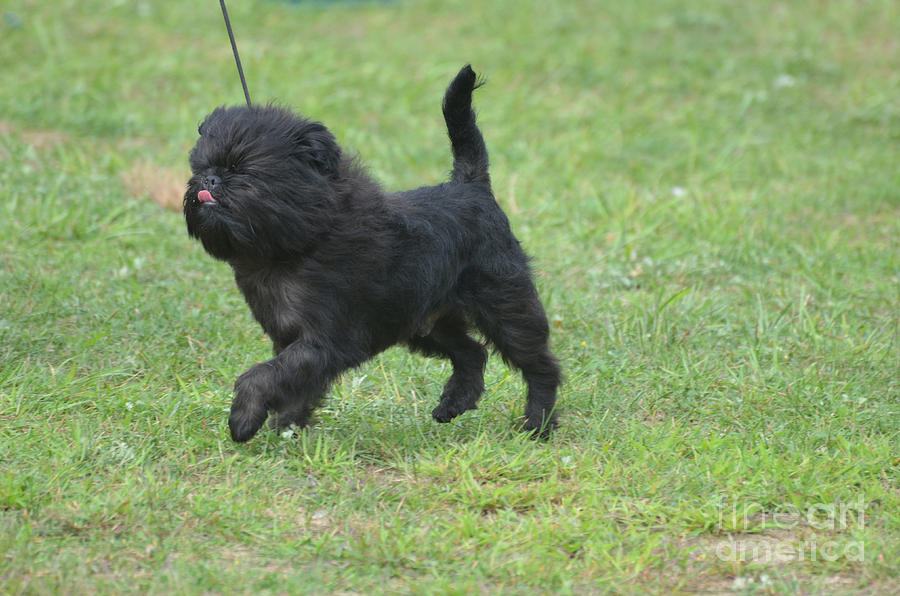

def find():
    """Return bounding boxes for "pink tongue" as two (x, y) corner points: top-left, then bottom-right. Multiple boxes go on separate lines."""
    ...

(198, 190), (215, 203)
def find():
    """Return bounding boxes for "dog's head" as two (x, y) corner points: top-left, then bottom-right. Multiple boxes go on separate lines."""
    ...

(183, 104), (342, 262)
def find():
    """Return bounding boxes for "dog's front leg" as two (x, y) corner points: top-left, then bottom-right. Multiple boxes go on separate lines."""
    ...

(228, 341), (347, 442)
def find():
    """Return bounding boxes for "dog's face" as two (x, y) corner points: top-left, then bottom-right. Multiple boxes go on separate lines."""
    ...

(183, 104), (342, 262)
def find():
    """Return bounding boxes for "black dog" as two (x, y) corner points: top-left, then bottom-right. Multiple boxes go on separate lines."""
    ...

(183, 66), (560, 442)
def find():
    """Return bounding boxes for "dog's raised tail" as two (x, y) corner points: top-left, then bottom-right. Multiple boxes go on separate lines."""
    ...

(443, 65), (490, 187)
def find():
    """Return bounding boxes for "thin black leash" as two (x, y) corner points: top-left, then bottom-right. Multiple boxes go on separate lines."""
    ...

(219, 0), (252, 106)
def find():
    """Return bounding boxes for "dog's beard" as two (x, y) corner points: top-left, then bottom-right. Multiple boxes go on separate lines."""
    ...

(183, 174), (340, 262)
(184, 175), (268, 261)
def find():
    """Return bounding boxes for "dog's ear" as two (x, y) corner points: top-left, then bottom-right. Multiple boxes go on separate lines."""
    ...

(291, 121), (341, 177)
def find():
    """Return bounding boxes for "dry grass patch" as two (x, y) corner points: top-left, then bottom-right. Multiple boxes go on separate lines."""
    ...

(121, 161), (187, 211)
(0, 120), (69, 149)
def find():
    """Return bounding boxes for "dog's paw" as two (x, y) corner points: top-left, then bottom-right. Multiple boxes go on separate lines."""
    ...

(521, 412), (558, 441)
(432, 399), (477, 423)
(229, 365), (272, 442)
(431, 402), (456, 423)
(229, 410), (265, 443)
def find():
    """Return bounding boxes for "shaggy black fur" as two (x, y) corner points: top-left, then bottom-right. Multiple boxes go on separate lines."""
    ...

(183, 65), (561, 442)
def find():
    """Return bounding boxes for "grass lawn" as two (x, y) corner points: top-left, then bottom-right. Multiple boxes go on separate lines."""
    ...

(1, 0), (898, 593)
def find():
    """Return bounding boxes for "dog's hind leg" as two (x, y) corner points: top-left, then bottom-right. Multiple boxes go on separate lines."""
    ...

(229, 341), (357, 442)
(408, 312), (488, 423)
(469, 271), (561, 439)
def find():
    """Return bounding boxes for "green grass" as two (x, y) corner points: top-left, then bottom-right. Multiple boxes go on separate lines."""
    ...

(1, 0), (898, 593)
